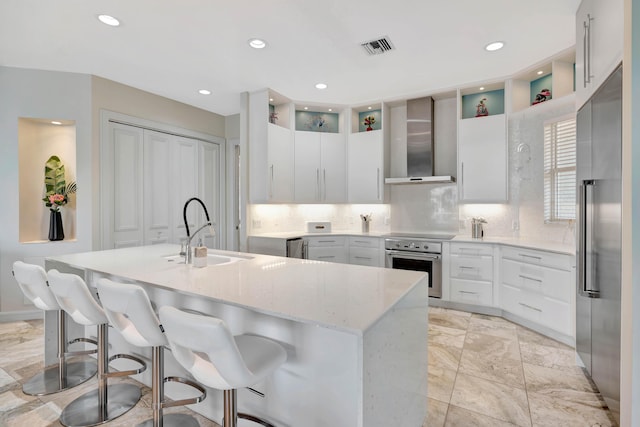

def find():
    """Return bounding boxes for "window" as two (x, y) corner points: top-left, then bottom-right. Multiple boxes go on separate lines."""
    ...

(544, 115), (576, 222)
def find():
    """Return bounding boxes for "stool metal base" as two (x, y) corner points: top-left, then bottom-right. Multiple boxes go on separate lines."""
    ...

(59, 383), (141, 427)
(137, 413), (201, 427)
(22, 359), (97, 396)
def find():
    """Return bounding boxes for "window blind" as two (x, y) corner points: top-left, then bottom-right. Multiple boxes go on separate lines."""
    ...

(544, 117), (576, 222)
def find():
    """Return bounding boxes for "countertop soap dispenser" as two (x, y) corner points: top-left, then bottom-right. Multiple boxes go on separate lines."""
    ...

(193, 239), (207, 268)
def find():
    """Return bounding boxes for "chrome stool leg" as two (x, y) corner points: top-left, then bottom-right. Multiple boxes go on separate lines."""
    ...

(138, 346), (206, 427)
(22, 310), (97, 396)
(222, 389), (276, 427)
(59, 324), (146, 427)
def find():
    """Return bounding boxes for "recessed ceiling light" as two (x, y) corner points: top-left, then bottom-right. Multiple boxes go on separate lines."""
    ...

(248, 38), (267, 49)
(98, 14), (120, 27)
(485, 41), (504, 52)
(269, 98), (274, 102)
(51, 121), (62, 125)
(304, 107), (308, 110)
(537, 70), (544, 75)
(368, 106), (372, 110)
(328, 108), (332, 112)
(315, 83), (327, 90)
(479, 87), (485, 91)
(198, 89), (211, 95)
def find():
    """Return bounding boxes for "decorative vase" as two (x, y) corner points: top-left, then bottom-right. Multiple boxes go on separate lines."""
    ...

(366, 126), (373, 131)
(48, 210), (64, 241)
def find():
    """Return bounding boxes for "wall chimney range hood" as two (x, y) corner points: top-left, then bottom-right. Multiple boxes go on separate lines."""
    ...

(385, 96), (455, 185)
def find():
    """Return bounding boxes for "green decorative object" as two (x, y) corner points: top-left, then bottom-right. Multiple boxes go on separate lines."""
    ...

(42, 155), (76, 241)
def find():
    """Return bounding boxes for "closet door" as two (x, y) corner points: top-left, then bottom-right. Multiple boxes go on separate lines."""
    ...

(143, 130), (172, 245)
(199, 141), (222, 249)
(171, 136), (199, 243)
(108, 122), (144, 249)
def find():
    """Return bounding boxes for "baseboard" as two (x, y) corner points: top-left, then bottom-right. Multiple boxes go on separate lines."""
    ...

(0, 310), (42, 322)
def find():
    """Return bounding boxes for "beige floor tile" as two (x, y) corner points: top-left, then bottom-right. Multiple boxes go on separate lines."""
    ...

(523, 362), (603, 407)
(424, 398), (448, 427)
(429, 342), (463, 372)
(458, 348), (525, 388)
(519, 340), (577, 370)
(450, 373), (531, 426)
(429, 312), (471, 331)
(528, 390), (615, 427)
(429, 323), (467, 349)
(427, 364), (457, 403)
(463, 331), (521, 361)
(468, 315), (519, 340)
(516, 325), (572, 350)
(445, 404), (521, 426)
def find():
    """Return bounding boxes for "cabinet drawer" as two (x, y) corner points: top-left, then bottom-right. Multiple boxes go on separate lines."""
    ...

(349, 247), (380, 267)
(450, 243), (493, 256)
(306, 236), (346, 247)
(450, 254), (493, 281)
(500, 284), (571, 336)
(348, 236), (379, 248)
(450, 278), (492, 306)
(501, 246), (572, 271)
(307, 247), (347, 264)
(501, 259), (572, 303)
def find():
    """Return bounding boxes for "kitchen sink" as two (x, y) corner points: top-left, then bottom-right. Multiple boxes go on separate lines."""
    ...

(163, 253), (252, 266)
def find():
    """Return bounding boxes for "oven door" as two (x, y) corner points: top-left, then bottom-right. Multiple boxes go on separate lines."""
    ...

(385, 250), (442, 298)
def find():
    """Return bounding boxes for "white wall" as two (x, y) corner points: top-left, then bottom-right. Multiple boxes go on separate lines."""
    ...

(0, 66), (92, 313)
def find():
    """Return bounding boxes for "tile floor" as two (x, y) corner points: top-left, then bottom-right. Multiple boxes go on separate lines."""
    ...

(0, 308), (617, 426)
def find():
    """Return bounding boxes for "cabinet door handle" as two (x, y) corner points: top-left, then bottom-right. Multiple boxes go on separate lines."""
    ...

(323, 169), (327, 201)
(519, 302), (542, 313)
(519, 274), (542, 283)
(377, 168), (381, 200)
(316, 168), (320, 201)
(318, 256), (335, 259)
(354, 256), (371, 260)
(318, 240), (336, 243)
(269, 164), (274, 199)
(353, 240), (369, 244)
(460, 162), (464, 199)
(586, 14), (593, 85)
(520, 254), (542, 260)
(459, 290), (478, 295)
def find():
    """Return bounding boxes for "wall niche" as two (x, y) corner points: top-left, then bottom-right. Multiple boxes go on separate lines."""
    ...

(18, 118), (77, 243)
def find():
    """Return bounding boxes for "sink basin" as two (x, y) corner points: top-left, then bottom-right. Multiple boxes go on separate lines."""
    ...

(164, 253), (251, 266)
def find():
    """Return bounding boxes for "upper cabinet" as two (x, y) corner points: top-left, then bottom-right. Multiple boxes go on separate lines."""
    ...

(458, 85), (508, 202)
(249, 89), (294, 203)
(294, 131), (347, 203)
(347, 103), (389, 203)
(575, 0), (623, 109)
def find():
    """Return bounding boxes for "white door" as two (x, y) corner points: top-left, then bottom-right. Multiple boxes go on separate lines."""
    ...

(108, 122), (144, 248)
(171, 136), (199, 244)
(143, 130), (172, 245)
(294, 131), (321, 202)
(199, 140), (222, 249)
(320, 132), (347, 203)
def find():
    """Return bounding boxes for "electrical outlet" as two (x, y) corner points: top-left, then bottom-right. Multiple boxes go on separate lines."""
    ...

(252, 220), (262, 229)
(512, 220), (519, 230)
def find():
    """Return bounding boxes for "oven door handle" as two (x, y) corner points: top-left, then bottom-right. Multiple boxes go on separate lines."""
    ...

(386, 251), (441, 261)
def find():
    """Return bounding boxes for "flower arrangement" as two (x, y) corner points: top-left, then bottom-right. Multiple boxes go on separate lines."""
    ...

(363, 115), (376, 131)
(42, 155), (76, 212)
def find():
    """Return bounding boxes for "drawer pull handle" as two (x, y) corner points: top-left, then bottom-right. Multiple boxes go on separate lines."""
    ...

(318, 240), (336, 243)
(459, 290), (478, 295)
(520, 254), (542, 260)
(354, 240), (369, 244)
(459, 266), (477, 270)
(519, 302), (542, 312)
(354, 256), (371, 260)
(519, 274), (542, 283)
(459, 248), (480, 253)
(318, 256), (335, 259)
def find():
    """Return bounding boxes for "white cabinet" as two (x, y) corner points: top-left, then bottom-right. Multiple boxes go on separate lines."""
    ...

(458, 114), (507, 202)
(575, 0), (623, 109)
(348, 236), (381, 267)
(294, 131), (346, 203)
(306, 236), (347, 264)
(267, 123), (295, 202)
(448, 243), (494, 306)
(500, 247), (573, 336)
(347, 130), (386, 203)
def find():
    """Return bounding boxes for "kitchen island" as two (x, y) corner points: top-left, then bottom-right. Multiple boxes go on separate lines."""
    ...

(45, 244), (428, 427)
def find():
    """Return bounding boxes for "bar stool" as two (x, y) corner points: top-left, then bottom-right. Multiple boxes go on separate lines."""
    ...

(159, 306), (287, 427)
(96, 279), (206, 427)
(11, 261), (97, 395)
(47, 269), (147, 427)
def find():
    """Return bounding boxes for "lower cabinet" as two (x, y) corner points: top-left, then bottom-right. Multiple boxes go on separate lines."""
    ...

(306, 236), (348, 264)
(348, 236), (382, 267)
(448, 243), (494, 306)
(500, 247), (574, 337)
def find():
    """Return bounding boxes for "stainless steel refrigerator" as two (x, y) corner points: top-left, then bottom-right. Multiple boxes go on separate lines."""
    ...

(576, 65), (622, 417)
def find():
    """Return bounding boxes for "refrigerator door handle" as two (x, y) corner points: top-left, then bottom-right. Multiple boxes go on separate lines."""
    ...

(579, 180), (599, 298)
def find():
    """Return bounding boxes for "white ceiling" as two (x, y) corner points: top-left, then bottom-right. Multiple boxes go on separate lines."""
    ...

(0, 0), (580, 117)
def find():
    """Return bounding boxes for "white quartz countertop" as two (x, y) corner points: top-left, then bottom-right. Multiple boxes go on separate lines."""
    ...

(250, 230), (389, 239)
(450, 235), (575, 255)
(46, 244), (426, 336)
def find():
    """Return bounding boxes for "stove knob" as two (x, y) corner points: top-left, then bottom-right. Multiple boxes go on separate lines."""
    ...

(395, 243), (400, 248)
(409, 242), (416, 249)
(424, 245), (429, 250)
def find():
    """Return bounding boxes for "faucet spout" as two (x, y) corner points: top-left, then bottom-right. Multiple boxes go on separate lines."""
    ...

(183, 197), (215, 264)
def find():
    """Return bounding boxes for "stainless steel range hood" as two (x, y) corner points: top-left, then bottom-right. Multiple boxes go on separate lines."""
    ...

(385, 96), (455, 184)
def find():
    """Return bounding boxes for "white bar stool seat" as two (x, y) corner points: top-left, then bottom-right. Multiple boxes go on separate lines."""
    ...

(47, 269), (147, 427)
(159, 306), (287, 427)
(12, 261), (97, 396)
(96, 279), (206, 427)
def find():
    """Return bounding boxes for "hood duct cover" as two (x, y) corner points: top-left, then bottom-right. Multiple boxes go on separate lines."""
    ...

(385, 96), (455, 185)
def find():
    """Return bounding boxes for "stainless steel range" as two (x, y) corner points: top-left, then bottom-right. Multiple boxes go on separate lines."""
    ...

(384, 233), (455, 298)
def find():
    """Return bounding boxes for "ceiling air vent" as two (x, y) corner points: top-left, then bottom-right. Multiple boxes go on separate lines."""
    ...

(361, 37), (394, 56)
